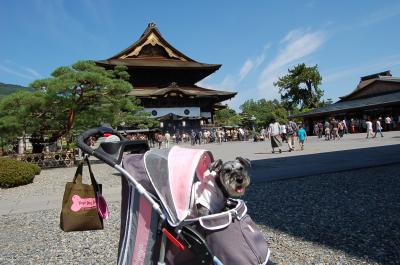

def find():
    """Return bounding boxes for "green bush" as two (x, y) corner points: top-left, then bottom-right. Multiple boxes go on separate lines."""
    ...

(0, 157), (41, 188)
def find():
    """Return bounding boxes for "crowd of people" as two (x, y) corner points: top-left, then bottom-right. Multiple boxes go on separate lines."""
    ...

(310, 115), (395, 141)
(263, 115), (395, 154)
(145, 127), (253, 149)
(121, 115), (396, 151)
(264, 118), (307, 153)
(312, 118), (348, 141)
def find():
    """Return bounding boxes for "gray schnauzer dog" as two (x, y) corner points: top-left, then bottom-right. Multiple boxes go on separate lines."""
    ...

(194, 157), (251, 217)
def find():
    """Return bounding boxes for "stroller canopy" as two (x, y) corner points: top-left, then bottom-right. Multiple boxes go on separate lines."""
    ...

(144, 146), (213, 226)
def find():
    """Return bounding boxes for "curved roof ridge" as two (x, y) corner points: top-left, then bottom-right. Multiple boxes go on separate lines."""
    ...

(109, 22), (196, 62)
(340, 71), (400, 100)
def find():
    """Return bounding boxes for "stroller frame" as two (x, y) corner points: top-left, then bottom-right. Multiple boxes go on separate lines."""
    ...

(77, 127), (269, 265)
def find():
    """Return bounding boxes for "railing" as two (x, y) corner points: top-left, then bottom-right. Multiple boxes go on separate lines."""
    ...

(12, 151), (75, 169)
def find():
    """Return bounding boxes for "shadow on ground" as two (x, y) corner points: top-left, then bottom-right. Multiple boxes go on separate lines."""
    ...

(245, 145), (400, 264)
(250, 144), (400, 183)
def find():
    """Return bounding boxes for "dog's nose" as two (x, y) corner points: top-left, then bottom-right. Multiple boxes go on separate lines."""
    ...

(236, 178), (243, 184)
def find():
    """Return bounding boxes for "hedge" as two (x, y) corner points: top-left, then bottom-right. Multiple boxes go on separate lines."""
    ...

(0, 157), (41, 188)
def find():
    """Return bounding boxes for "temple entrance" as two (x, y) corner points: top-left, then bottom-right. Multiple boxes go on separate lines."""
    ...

(160, 114), (204, 134)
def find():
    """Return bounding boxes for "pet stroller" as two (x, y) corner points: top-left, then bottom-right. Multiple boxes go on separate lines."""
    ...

(77, 127), (270, 265)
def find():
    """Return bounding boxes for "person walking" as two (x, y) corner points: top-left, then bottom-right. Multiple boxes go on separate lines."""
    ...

(366, 119), (374, 138)
(297, 125), (307, 150)
(342, 119), (348, 134)
(313, 123), (319, 137)
(260, 128), (267, 141)
(196, 131), (202, 145)
(317, 122), (323, 138)
(338, 121), (344, 138)
(191, 130), (196, 145)
(280, 124), (287, 143)
(156, 132), (164, 149)
(331, 119), (339, 140)
(216, 128), (222, 144)
(268, 119), (282, 153)
(164, 131), (171, 148)
(385, 116), (392, 131)
(324, 120), (331, 141)
(286, 119), (298, 151)
(373, 118), (384, 138)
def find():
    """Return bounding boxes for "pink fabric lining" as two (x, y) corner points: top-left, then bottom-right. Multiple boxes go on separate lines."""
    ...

(131, 195), (152, 265)
(168, 146), (213, 221)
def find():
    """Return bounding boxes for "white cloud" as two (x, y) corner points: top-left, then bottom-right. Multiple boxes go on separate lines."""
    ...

(323, 54), (400, 83)
(199, 45), (269, 93)
(361, 5), (400, 26)
(239, 59), (254, 82)
(0, 62), (42, 80)
(25, 67), (42, 78)
(32, 0), (100, 47)
(257, 29), (326, 100)
(0, 64), (33, 80)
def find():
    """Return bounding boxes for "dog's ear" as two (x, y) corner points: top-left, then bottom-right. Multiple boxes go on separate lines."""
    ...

(236, 157), (251, 168)
(209, 159), (223, 172)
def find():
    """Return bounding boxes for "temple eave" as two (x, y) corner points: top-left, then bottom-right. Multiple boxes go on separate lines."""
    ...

(128, 87), (236, 100)
(96, 59), (221, 70)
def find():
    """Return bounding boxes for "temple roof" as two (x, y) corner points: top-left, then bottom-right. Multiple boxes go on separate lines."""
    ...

(290, 90), (400, 119)
(96, 58), (220, 69)
(340, 71), (400, 101)
(290, 71), (400, 119)
(96, 22), (221, 71)
(128, 82), (236, 102)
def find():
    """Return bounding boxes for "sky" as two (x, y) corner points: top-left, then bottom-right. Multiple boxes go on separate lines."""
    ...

(1, 0), (400, 111)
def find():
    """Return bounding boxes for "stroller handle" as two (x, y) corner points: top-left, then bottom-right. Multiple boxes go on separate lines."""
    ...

(78, 126), (124, 149)
(77, 127), (142, 167)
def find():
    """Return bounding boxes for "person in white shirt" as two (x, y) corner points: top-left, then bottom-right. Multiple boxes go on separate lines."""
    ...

(365, 119), (373, 138)
(238, 127), (245, 141)
(385, 116), (392, 131)
(268, 119), (282, 153)
(164, 132), (171, 148)
(280, 124), (287, 143)
(373, 118), (384, 138)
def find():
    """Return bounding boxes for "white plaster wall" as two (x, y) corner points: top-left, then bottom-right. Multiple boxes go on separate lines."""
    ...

(145, 107), (201, 118)
(200, 112), (212, 118)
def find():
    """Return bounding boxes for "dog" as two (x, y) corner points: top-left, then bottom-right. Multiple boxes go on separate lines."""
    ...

(193, 157), (251, 217)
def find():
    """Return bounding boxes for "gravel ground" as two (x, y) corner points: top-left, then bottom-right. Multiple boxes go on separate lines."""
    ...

(1, 164), (400, 264)
(245, 164), (400, 265)
(0, 160), (121, 203)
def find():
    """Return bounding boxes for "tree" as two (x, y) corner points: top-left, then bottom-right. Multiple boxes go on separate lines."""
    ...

(240, 99), (288, 129)
(274, 63), (324, 111)
(214, 108), (241, 126)
(0, 60), (159, 153)
(0, 90), (44, 153)
(28, 61), (158, 147)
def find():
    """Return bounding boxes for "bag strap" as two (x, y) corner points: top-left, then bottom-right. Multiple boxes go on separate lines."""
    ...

(72, 156), (100, 194)
(72, 159), (85, 184)
(84, 156), (101, 194)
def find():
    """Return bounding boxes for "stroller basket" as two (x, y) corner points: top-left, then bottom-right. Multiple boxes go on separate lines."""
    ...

(77, 127), (270, 265)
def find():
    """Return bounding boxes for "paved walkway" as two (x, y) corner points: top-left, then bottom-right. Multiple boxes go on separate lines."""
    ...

(189, 131), (400, 182)
(1, 131), (399, 215)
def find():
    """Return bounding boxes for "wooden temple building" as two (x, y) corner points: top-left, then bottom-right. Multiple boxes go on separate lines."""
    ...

(290, 70), (400, 132)
(96, 22), (236, 133)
